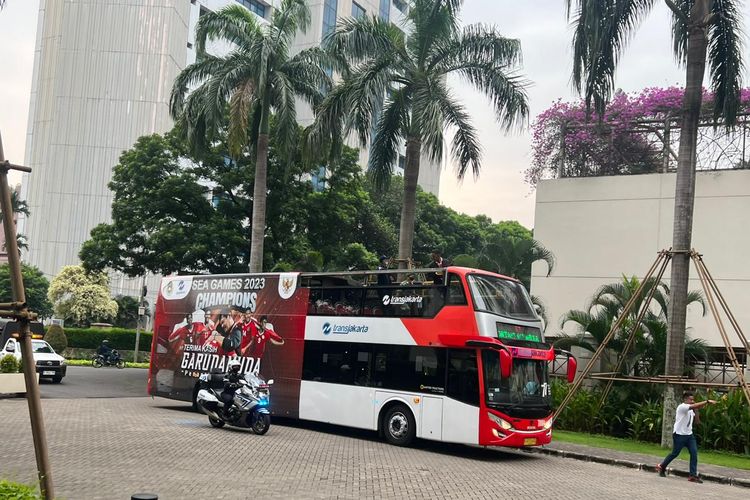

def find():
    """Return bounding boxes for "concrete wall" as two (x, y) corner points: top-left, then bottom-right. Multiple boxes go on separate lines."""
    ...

(531, 169), (750, 348)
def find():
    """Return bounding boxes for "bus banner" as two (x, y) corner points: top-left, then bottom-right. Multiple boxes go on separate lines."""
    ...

(149, 273), (309, 416)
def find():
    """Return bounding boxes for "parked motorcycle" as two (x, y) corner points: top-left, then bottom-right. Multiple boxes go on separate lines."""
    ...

(91, 349), (125, 369)
(196, 370), (272, 434)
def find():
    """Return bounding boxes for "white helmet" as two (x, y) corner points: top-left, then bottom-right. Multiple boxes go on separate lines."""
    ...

(227, 359), (242, 372)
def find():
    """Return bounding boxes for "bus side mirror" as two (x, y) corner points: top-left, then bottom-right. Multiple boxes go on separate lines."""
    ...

(567, 355), (577, 383)
(499, 349), (512, 379)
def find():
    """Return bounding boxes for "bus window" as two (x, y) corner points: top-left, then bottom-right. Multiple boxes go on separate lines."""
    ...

(446, 273), (467, 305)
(447, 349), (479, 406)
(467, 274), (535, 320)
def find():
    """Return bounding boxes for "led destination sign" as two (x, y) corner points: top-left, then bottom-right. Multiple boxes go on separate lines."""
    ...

(496, 322), (542, 343)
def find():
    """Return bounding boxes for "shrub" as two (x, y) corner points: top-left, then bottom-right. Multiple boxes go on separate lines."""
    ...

(44, 324), (67, 353)
(60, 327), (152, 352)
(0, 480), (41, 499)
(0, 355), (19, 374)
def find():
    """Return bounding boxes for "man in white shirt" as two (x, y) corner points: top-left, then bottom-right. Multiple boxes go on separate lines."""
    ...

(655, 391), (717, 483)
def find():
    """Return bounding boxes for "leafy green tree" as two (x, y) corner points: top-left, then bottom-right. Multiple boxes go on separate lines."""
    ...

(80, 133), (248, 276)
(310, 0), (529, 268)
(47, 265), (118, 326)
(0, 263), (53, 318)
(170, 0), (330, 272)
(565, 0), (744, 443)
(330, 243), (379, 271)
(113, 295), (140, 329)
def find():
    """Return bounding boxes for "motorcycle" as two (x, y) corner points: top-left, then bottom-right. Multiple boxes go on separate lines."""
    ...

(196, 371), (272, 435)
(92, 349), (125, 369)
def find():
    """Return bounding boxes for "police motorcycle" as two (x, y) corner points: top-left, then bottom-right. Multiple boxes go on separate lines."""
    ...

(196, 361), (273, 435)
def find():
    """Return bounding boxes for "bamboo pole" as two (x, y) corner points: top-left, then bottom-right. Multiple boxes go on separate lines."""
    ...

(0, 133), (54, 499)
(596, 254), (671, 410)
(552, 250), (669, 422)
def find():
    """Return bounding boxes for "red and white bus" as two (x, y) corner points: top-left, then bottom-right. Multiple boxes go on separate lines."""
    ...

(148, 267), (576, 447)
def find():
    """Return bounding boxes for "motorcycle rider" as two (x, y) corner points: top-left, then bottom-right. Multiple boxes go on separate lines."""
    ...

(97, 340), (114, 364)
(221, 358), (243, 418)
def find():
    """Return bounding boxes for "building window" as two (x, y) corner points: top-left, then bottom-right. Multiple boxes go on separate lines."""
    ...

(322, 0), (338, 38)
(398, 154), (406, 171)
(393, 0), (407, 14)
(187, 42), (193, 49)
(379, 0), (390, 21)
(352, 1), (366, 19)
(235, 0), (266, 18)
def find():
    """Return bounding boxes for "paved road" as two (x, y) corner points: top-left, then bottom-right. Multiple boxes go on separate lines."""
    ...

(38, 365), (148, 399)
(1, 397), (746, 500)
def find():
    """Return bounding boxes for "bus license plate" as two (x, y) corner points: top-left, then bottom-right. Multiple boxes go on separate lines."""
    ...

(43, 371), (55, 376)
(523, 438), (537, 446)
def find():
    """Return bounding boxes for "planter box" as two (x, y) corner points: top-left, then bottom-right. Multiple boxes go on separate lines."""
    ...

(0, 372), (39, 395)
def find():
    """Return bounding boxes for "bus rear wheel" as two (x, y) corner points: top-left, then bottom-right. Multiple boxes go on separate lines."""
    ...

(383, 404), (415, 446)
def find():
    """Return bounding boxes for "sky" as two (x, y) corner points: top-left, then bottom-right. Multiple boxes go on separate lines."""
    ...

(0, 1), (747, 229)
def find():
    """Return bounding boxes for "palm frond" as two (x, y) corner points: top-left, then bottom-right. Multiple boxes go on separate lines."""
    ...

(457, 63), (530, 131)
(411, 78), (445, 164)
(408, 0), (462, 65)
(269, 71), (297, 151)
(228, 79), (257, 157)
(272, 0), (311, 42)
(325, 16), (405, 63)
(707, 0), (744, 125)
(369, 86), (409, 190)
(429, 24), (523, 73)
(195, 4), (261, 55)
(432, 81), (481, 180)
(669, 0), (691, 64)
(568, 0), (655, 116)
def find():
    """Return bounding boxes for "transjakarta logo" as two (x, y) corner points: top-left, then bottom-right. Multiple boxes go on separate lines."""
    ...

(382, 295), (423, 306)
(322, 322), (369, 335)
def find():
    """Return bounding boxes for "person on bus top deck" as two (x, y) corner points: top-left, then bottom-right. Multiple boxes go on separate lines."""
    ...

(377, 255), (395, 286)
(221, 358), (244, 417)
(97, 339), (114, 363)
(400, 273), (421, 286)
(427, 250), (448, 285)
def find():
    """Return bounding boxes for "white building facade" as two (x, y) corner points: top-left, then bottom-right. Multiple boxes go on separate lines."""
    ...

(531, 170), (750, 350)
(21, 0), (441, 297)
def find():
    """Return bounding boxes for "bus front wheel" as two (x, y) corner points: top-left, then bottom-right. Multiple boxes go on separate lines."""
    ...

(383, 404), (415, 446)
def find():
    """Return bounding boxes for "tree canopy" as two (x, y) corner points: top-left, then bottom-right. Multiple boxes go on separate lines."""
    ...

(47, 265), (118, 326)
(0, 263), (53, 319)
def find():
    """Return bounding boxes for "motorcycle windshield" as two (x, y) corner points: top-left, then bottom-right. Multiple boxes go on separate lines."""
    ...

(244, 372), (265, 387)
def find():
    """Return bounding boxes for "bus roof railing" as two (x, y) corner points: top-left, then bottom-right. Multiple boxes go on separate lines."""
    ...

(299, 266), (519, 282)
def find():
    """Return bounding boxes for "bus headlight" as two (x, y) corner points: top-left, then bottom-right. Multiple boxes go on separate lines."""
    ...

(487, 412), (513, 430)
(542, 419), (553, 430)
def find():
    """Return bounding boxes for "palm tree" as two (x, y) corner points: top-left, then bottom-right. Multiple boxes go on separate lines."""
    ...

(478, 236), (555, 289)
(566, 0), (743, 444)
(170, 1), (330, 272)
(308, 0), (529, 268)
(555, 276), (708, 377)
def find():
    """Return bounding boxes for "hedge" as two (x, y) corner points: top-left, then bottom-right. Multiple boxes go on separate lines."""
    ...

(0, 480), (40, 499)
(56, 327), (153, 352)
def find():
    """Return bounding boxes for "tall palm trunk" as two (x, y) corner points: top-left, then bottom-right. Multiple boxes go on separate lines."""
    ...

(248, 101), (271, 273)
(661, 0), (711, 447)
(397, 137), (422, 269)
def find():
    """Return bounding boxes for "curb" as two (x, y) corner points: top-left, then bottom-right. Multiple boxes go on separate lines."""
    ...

(522, 446), (750, 489)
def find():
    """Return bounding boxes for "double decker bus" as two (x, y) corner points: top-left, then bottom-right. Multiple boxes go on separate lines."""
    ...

(148, 267), (576, 447)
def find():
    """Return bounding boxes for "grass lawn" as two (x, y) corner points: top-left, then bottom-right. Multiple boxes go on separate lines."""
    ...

(553, 430), (750, 471)
(65, 359), (149, 369)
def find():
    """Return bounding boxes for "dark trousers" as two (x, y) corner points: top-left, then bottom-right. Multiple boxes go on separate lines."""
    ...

(660, 433), (698, 476)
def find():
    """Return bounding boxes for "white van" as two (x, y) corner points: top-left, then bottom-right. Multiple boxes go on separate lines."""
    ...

(1, 338), (67, 383)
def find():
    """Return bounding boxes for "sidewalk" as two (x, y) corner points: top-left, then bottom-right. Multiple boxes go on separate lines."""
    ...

(523, 440), (750, 488)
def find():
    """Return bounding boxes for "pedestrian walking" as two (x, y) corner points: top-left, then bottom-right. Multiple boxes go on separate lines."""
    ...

(655, 390), (717, 483)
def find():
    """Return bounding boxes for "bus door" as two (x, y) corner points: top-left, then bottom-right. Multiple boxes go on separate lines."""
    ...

(442, 349), (481, 444)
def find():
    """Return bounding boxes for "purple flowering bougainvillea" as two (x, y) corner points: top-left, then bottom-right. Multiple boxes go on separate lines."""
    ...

(527, 87), (750, 187)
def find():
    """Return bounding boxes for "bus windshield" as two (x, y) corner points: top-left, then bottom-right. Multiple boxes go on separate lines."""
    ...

(482, 351), (550, 408)
(467, 274), (535, 320)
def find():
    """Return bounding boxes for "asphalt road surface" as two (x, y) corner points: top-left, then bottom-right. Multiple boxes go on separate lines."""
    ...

(38, 365), (148, 399)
